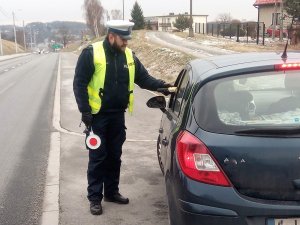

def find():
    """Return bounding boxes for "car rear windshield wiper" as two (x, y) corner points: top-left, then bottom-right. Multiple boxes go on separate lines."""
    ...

(235, 127), (300, 135)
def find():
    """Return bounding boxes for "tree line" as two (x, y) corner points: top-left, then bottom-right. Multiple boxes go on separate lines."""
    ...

(4, 0), (298, 48)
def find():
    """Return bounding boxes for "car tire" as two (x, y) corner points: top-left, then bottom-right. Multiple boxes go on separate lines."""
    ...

(166, 180), (177, 225)
(157, 135), (164, 175)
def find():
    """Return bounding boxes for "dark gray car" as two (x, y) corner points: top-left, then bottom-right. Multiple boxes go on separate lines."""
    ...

(148, 52), (300, 225)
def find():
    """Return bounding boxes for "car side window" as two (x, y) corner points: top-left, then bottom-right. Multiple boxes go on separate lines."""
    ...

(168, 69), (186, 109)
(172, 69), (190, 116)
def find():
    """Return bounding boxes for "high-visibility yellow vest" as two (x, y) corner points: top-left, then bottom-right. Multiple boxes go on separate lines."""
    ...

(87, 41), (135, 114)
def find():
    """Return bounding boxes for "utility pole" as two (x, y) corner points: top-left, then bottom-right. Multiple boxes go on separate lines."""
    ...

(256, 6), (260, 45)
(23, 20), (26, 51)
(122, 0), (124, 20)
(272, 0), (278, 40)
(33, 31), (37, 48)
(189, 0), (194, 37)
(12, 11), (18, 53)
(30, 25), (33, 50)
(279, 0), (284, 41)
(0, 30), (3, 56)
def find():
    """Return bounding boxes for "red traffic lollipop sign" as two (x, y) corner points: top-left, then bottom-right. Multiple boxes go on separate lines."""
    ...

(86, 130), (101, 150)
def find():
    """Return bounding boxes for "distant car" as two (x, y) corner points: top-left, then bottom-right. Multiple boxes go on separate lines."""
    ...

(266, 27), (288, 38)
(147, 52), (300, 225)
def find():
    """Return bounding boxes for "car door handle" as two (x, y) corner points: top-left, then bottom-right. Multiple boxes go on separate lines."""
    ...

(162, 138), (169, 146)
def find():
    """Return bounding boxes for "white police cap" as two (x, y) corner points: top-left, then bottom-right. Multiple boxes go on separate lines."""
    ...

(106, 20), (135, 40)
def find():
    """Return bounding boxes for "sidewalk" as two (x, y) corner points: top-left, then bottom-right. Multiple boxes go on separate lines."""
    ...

(57, 53), (168, 225)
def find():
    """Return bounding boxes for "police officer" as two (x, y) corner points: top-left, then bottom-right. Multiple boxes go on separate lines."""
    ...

(73, 20), (171, 215)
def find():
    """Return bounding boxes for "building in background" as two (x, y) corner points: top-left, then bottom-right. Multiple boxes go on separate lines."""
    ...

(144, 17), (159, 30)
(253, 0), (290, 30)
(145, 13), (208, 32)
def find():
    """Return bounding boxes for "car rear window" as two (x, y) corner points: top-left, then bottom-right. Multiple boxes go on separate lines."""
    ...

(194, 71), (300, 134)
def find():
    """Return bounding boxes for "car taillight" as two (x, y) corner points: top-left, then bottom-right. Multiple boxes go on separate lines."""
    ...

(176, 131), (231, 187)
(275, 63), (300, 70)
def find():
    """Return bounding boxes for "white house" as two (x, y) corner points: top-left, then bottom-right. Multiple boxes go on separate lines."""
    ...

(253, 0), (290, 29)
(145, 13), (208, 32)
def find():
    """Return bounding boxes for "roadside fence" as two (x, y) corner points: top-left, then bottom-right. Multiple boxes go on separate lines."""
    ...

(195, 22), (267, 45)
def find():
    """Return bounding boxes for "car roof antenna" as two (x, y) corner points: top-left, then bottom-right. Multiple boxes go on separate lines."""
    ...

(281, 16), (295, 60)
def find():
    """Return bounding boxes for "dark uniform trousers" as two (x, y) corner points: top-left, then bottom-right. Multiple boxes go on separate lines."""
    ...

(87, 111), (126, 202)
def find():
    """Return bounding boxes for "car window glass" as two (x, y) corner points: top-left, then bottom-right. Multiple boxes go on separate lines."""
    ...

(168, 69), (186, 109)
(173, 70), (190, 116)
(195, 71), (300, 134)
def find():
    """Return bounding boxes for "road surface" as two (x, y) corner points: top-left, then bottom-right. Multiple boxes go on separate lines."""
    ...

(0, 53), (58, 225)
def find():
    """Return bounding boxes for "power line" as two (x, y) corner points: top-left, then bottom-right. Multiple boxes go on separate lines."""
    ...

(0, 6), (9, 18)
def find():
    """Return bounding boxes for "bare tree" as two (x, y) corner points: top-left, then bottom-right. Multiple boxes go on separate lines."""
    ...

(216, 13), (232, 23)
(16, 30), (25, 49)
(105, 10), (110, 21)
(111, 9), (122, 20)
(58, 26), (71, 47)
(83, 0), (104, 38)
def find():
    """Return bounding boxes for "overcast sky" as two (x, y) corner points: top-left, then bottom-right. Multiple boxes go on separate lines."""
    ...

(0, 0), (258, 26)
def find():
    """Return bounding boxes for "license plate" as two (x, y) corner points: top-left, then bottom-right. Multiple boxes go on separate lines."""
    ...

(267, 218), (300, 225)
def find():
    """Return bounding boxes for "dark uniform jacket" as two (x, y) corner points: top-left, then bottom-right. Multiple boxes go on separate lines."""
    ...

(73, 38), (165, 113)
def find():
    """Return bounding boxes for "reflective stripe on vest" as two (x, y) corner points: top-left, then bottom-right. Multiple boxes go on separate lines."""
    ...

(87, 41), (135, 114)
(125, 47), (135, 114)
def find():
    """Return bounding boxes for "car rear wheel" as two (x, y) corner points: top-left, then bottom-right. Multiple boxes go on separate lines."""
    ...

(166, 181), (178, 225)
(157, 135), (164, 175)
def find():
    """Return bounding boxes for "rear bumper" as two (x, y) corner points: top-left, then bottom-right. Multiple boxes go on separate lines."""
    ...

(172, 206), (274, 225)
(168, 165), (300, 225)
(179, 199), (237, 217)
(175, 209), (242, 225)
(172, 188), (300, 225)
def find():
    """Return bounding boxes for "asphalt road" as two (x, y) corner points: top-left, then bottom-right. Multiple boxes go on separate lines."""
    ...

(0, 53), (58, 225)
(146, 31), (235, 58)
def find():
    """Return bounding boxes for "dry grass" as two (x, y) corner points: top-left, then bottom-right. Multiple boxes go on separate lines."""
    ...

(61, 41), (82, 52)
(69, 31), (192, 83)
(128, 30), (193, 82)
(1, 39), (25, 55)
(68, 30), (300, 83)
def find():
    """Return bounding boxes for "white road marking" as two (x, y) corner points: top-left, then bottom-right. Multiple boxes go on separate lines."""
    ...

(41, 56), (62, 225)
(127, 139), (156, 142)
(0, 82), (15, 95)
(40, 132), (60, 225)
(51, 56), (83, 136)
(52, 74), (158, 139)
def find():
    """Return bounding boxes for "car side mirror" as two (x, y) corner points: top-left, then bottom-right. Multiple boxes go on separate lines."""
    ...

(146, 96), (167, 113)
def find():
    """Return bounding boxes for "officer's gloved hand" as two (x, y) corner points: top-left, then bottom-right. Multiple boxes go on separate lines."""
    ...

(159, 82), (175, 96)
(81, 112), (93, 129)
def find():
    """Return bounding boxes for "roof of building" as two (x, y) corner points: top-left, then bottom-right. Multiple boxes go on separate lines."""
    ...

(145, 14), (208, 19)
(253, 0), (282, 6)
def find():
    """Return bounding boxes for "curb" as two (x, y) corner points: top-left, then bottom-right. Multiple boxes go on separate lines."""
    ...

(40, 55), (61, 225)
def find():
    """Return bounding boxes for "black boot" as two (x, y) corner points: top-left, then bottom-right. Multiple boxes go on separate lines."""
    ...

(104, 193), (129, 204)
(90, 201), (102, 215)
